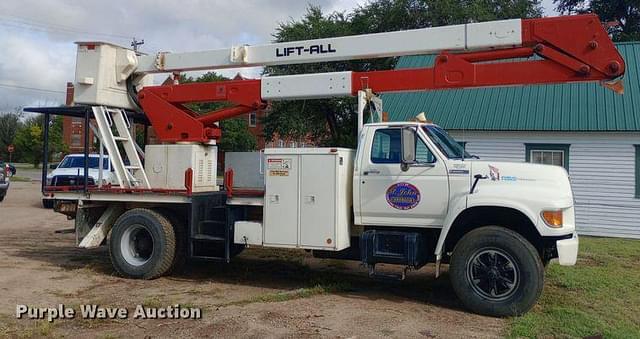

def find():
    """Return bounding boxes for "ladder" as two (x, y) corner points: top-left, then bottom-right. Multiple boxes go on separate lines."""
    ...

(92, 106), (150, 189)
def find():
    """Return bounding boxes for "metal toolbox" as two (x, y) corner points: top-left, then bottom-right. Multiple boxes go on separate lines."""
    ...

(263, 148), (354, 251)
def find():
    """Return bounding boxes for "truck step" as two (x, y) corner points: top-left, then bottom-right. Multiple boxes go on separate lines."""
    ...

(189, 255), (229, 262)
(367, 265), (408, 281)
(191, 234), (226, 242)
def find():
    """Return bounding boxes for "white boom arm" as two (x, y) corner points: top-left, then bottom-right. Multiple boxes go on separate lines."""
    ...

(136, 19), (521, 73)
(74, 19), (521, 108)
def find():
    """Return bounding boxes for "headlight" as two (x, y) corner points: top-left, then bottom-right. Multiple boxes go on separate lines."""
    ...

(541, 210), (563, 228)
(46, 177), (53, 186)
(0, 172), (4, 181)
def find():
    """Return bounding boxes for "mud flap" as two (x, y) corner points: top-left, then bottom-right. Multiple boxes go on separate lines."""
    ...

(79, 205), (124, 248)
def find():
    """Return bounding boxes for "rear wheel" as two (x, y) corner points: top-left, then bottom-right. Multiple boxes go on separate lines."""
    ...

(449, 226), (544, 317)
(157, 209), (188, 274)
(108, 208), (176, 279)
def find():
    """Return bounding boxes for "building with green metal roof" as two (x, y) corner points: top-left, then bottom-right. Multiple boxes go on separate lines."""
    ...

(381, 42), (640, 239)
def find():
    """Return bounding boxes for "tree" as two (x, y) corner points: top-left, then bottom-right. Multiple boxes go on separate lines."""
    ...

(554, 0), (640, 41)
(180, 72), (258, 151)
(0, 112), (21, 160)
(217, 118), (257, 152)
(13, 116), (42, 167)
(12, 114), (65, 167)
(264, 1), (542, 147)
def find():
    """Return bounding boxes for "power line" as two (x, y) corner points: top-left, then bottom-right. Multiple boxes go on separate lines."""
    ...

(0, 15), (162, 53)
(0, 13), (134, 40)
(0, 83), (65, 94)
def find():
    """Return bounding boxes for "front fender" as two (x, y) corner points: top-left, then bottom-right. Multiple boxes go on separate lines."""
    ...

(434, 188), (573, 259)
(434, 199), (538, 260)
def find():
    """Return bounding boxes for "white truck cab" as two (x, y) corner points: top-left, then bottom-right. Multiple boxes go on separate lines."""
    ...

(355, 122), (578, 257)
(329, 121), (578, 316)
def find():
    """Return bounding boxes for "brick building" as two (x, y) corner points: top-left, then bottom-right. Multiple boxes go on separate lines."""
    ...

(61, 83), (94, 153)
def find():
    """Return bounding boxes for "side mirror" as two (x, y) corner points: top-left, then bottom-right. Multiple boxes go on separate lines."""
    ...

(401, 127), (416, 171)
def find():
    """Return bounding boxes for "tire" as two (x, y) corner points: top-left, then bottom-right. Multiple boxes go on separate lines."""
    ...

(157, 209), (188, 275)
(449, 226), (544, 317)
(108, 208), (176, 280)
(0, 195), (4, 202)
(42, 199), (54, 209)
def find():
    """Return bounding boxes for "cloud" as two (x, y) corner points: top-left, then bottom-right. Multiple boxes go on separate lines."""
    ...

(0, 0), (363, 110)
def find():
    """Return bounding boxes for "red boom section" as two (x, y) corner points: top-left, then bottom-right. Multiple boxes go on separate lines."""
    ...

(138, 14), (625, 143)
(139, 79), (265, 143)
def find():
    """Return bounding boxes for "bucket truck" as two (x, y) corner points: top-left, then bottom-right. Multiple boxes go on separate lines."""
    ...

(27, 14), (625, 316)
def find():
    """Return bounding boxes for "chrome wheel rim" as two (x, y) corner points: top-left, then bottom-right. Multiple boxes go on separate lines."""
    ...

(466, 248), (519, 301)
(120, 225), (154, 266)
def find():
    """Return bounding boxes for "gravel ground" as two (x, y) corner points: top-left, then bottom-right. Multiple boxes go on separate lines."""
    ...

(0, 181), (505, 338)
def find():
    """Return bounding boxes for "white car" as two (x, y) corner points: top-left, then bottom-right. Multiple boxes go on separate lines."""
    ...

(43, 154), (116, 208)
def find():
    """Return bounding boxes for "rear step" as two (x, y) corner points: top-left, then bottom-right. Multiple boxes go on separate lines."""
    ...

(367, 265), (409, 281)
(189, 194), (233, 262)
(191, 234), (225, 242)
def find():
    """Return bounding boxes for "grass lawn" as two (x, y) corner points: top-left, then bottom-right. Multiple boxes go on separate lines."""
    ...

(8, 176), (31, 182)
(509, 236), (640, 338)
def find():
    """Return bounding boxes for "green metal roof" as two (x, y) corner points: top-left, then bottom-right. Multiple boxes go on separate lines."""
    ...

(382, 42), (640, 131)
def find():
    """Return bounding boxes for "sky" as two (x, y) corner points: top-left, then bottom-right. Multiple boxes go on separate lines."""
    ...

(0, 0), (558, 112)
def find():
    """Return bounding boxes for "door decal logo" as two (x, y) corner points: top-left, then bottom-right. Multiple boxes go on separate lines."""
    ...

(386, 182), (421, 210)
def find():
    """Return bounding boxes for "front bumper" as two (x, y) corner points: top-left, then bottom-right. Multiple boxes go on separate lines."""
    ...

(556, 232), (579, 266)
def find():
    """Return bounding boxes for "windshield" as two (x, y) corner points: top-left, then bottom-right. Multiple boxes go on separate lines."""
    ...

(422, 126), (472, 159)
(58, 156), (109, 170)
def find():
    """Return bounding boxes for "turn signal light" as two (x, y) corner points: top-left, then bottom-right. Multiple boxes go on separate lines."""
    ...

(542, 210), (563, 228)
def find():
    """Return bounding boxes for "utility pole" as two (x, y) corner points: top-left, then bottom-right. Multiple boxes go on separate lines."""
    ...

(131, 37), (144, 52)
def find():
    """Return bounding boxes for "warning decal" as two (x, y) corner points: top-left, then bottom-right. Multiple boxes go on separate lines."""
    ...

(267, 158), (292, 176)
(267, 158), (292, 170)
(269, 170), (289, 176)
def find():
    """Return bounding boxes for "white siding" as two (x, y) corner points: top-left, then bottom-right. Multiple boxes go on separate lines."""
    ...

(449, 131), (640, 239)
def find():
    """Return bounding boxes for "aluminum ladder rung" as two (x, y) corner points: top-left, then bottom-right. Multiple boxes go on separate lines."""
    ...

(91, 106), (150, 189)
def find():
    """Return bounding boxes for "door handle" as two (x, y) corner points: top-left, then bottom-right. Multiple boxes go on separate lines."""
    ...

(363, 170), (380, 175)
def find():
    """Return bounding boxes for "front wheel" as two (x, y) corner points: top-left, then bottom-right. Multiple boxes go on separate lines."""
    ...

(449, 226), (544, 317)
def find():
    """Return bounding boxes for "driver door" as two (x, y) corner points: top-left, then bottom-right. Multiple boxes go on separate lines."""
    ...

(358, 127), (449, 227)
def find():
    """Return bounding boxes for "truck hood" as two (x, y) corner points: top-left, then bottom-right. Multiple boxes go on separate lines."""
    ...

(470, 161), (574, 208)
(48, 168), (113, 181)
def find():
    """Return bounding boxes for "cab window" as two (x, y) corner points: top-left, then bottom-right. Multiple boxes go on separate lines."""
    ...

(371, 128), (436, 164)
(416, 138), (436, 163)
(371, 129), (400, 163)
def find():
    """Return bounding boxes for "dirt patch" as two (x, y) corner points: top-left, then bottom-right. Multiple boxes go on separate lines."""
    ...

(0, 181), (505, 338)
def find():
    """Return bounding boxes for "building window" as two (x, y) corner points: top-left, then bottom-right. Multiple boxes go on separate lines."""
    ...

(249, 112), (257, 127)
(635, 145), (640, 198)
(71, 133), (82, 146)
(525, 144), (570, 170)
